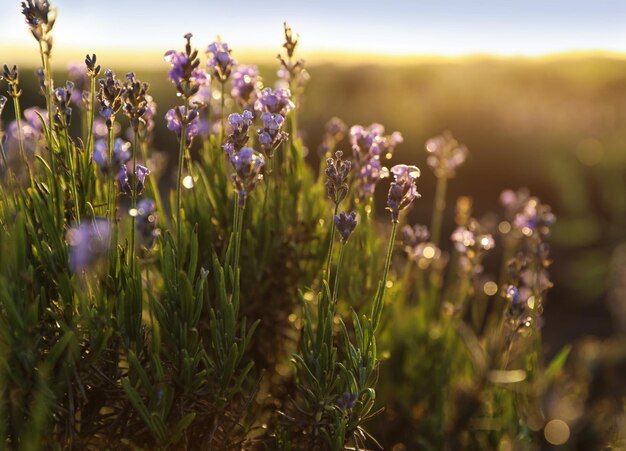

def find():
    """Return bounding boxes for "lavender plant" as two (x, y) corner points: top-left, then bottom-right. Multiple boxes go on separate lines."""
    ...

(0, 3), (584, 450)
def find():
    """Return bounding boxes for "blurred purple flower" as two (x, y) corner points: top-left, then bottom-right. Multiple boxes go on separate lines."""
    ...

(66, 218), (111, 273)
(350, 123), (402, 163)
(425, 132), (467, 178)
(165, 106), (200, 143)
(231, 65), (261, 107)
(93, 138), (131, 173)
(356, 159), (389, 198)
(135, 198), (158, 250)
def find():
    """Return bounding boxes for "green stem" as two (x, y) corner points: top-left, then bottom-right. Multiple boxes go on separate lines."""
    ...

(372, 221), (398, 332)
(106, 127), (115, 221)
(130, 129), (139, 268)
(86, 76), (96, 163)
(65, 129), (81, 223)
(220, 81), (225, 145)
(11, 96), (27, 167)
(176, 100), (189, 251)
(234, 201), (245, 275)
(430, 174), (448, 247)
(324, 204), (339, 284)
(332, 243), (345, 305)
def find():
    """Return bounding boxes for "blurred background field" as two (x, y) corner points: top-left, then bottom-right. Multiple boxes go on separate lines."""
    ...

(10, 54), (626, 355)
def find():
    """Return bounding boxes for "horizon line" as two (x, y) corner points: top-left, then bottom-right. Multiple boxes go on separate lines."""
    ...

(4, 45), (626, 68)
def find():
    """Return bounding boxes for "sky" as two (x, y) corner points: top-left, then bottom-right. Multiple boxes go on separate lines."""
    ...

(2, 0), (626, 64)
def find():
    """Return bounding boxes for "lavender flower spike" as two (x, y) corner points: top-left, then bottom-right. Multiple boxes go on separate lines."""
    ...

(335, 211), (358, 243)
(254, 87), (295, 116)
(231, 65), (261, 107)
(206, 40), (236, 82)
(165, 106), (200, 143)
(135, 199), (158, 250)
(257, 112), (288, 158)
(223, 110), (253, 155)
(229, 147), (265, 207)
(386, 164), (421, 222)
(93, 138), (131, 173)
(325, 151), (352, 205)
(164, 33), (207, 98)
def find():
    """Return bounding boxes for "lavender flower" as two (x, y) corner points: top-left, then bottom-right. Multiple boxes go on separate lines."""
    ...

(164, 33), (207, 98)
(319, 116), (347, 156)
(135, 199), (158, 250)
(325, 151), (352, 205)
(223, 110), (253, 155)
(350, 123), (403, 163)
(231, 65), (261, 107)
(254, 87), (294, 116)
(21, 0), (55, 45)
(67, 62), (88, 108)
(277, 22), (309, 100)
(3, 65), (20, 98)
(425, 132), (467, 178)
(93, 138), (131, 173)
(206, 40), (236, 82)
(97, 70), (123, 128)
(85, 53), (100, 78)
(356, 159), (389, 198)
(229, 147), (265, 207)
(451, 226), (495, 253)
(334, 211), (358, 243)
(66, 218), (110, 273)
(336, 392), (358, 411)
(513, 198), (556, 237)
(165, 106), (200, 143)
(386, 164), (420, 222)
(52, 81), (74, 128)
(119, 164), (150, 195)
(122, 72), (150, 131)
(257, 112), (288, 157)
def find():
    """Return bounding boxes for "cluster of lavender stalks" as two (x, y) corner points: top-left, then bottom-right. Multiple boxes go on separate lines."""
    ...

(0, 1), (562, 449)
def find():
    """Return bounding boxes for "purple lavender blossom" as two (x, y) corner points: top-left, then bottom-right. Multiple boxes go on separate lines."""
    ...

(513, 198), (556, 236)
(66, 218), (111, 273)
(356, 159), (389, 198)
(337, 392), (358, 411)
(425, 132), (467, 178)
(135, 198), (158, 250)
(319, 116), (347, 156)
(325, 151), (352, 205)
(52, 81), (74, 128)
(67, 62), (89, 108)
(119, 164), (150, 195)
(93, 138), (131, 173)
(231, 65), (260, 107)
(165, 106), (200, 143)
(451, 226), (495, 253)
(386, 164), (420, 222)
(257, 112), (288, 157)
(350, 123), (403, 163)
(254, 87), (294, 116)
(223, 110), (253, 155)
(229, 147), (265, 207)
(334, 211), (358, 243)
(97, 70), (123, 128)
(206, 41), (236, 82)
(164, 33), (208, 98)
